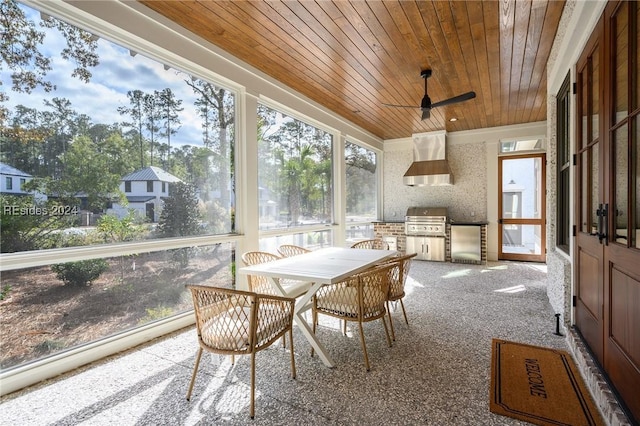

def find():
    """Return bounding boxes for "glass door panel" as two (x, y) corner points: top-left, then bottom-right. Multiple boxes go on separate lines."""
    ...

(613, 124), (629, 246)
(591, 143), (600, 235)
(501, 225), (543, 255)
(634, 116), (639, 249)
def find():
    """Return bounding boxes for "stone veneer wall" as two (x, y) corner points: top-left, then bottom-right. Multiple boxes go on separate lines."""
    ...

(545, 17), (571, 327)
(382, 142), (488, 223)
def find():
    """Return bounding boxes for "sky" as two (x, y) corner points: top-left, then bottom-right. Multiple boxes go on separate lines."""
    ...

(2, 2), (211, 149)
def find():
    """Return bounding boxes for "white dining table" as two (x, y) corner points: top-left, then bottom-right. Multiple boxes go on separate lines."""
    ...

(237, 246), (397, 367)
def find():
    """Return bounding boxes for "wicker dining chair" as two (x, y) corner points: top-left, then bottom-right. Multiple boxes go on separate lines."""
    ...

(311, 263), (394, 371)
(350, 239), (390, 250)
(379, 253), (417, 341)
(241, 251), (313, 349)
(277, 244), (311, 258)
(185, 285), (296, 419)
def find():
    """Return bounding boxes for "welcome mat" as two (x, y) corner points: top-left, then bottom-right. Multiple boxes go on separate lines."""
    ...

(490, 339), (605, 426)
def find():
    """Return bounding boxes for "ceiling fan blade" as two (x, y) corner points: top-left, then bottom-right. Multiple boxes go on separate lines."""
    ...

(382, 103), (421, 109)
(430, 91), (476, 109)
(421, 108), (430, 120)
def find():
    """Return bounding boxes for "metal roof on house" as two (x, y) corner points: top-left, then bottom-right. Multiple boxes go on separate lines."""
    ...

(0, 162), (32, 177)
(121, 166), (181, 183)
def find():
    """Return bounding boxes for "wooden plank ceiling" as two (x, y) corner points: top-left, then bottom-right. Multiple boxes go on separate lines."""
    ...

(140, 0), (565, 140)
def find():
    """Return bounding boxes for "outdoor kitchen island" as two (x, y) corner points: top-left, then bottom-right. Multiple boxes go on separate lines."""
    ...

(373, 215), (488, 264)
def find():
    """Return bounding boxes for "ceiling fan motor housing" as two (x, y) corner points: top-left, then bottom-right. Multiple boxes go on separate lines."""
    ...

(421, 95), (431, 109)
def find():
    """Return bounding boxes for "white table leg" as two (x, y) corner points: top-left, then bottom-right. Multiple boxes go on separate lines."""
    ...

(268, 278), (335, 368)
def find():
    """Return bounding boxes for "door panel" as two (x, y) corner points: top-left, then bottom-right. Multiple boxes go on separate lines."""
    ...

(578, 249), (600, 317)
(576, 241), (604, 363)
(605, 245), (640, 419)
(609, 266), (640, 359)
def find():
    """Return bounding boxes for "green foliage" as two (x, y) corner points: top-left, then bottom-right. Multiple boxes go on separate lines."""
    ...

(201, 199), (231, 234)
(96, 212), (146, 243)
(169, 247), (194, 269)
(2, 1), (238, 255)
(257, 105), (337, 224)
(0, 194), (76, 253)
(0, 0), (98, 97)
(51, 259), (109, 287)
(0, 284), (12, 300)
(157, 182), (202, 238)
(139, 305), (174, 324)
(34, 339), (66, 354)
(54, 135), (123, 211)
(0, 0), (52, 96)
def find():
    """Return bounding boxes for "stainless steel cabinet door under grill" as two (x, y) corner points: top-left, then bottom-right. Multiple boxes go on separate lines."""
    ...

(406, 236), (445, 261)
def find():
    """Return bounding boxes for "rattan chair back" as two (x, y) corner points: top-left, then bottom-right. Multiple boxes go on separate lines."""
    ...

(383, 253), (417, 301)
(378, 253), (417, 341)
(350, 239), (390, 250)
(278, 244), (311, 257)
(185, 285), (296, 418)
(241, 251), (281, 294)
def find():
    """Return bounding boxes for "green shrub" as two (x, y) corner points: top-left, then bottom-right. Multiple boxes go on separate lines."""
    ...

(51, 259), (109, 287)
(0, 284), (11, 300)
(139, 305), (174, 324)
(34, 339), (66, 354)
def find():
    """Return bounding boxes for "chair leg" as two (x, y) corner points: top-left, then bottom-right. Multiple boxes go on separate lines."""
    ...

(343, 319), (347, 335)
(357, 321), (371, 371)
(310, 309), (317, 357)
(387, 301), (396, 341)
(399, 299), (409, 325)
(186, 347), (203, 401)
(289, 327), (296, 379)
(381, 316), (392, 348)
(250, 352), (256, 419)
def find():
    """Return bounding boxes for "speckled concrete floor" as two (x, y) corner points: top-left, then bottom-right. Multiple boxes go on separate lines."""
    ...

(0, 261), (580, 425)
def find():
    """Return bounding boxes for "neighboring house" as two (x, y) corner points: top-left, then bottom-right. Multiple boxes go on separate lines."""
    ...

(258, 185), (277, 222)
(108, 166), (181, 222)
(0, 162), (47, 202)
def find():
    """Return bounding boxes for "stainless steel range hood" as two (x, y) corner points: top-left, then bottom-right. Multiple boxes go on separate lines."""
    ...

(403, 131), (454, 186)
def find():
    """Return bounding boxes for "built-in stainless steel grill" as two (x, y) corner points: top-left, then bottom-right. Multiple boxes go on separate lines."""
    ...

(404, 207), (448, 237)
(404, 207), (448, 261)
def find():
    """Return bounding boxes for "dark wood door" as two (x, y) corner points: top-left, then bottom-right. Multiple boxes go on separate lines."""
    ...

(575, 25), (605, 364)
(575, 2), (640, 421)
(601, 2), (640, 420)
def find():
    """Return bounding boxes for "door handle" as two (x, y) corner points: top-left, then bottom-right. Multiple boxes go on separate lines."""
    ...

(597, 203), (608, 244)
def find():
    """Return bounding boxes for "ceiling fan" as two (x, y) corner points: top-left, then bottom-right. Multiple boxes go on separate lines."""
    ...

(383, 70), (476, 120)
